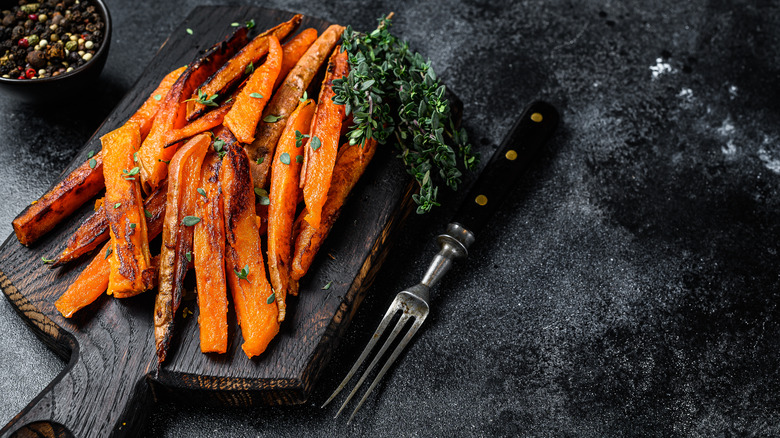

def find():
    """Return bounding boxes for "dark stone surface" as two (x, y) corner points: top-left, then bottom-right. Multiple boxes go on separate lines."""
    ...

(2, 0), (780, 436)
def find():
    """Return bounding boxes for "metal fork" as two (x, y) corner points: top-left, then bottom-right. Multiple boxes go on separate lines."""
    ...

(322, 101), (559, 422)
(321, 223), (475, 422)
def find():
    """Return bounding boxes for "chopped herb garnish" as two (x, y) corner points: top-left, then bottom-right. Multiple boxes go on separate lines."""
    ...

(186, 88), (219, 107)
(254, 187), (270, 205)
(89, 158), (97, 169)
(256, 156), (264, 164)
(185, 251), (192, 262)
(300, 91), (308, 102)
(294, 130), (310, 148)
(104, 247), (113, 259)
(231, 22), (240, 27)
(41, 256), (54, 264)
(245, 61), (254, 75)
(153, 94), (162, 101)
(246, 19), (255, 29)
(235, 264), (249, 282)
(213, 139), (226, 158)
(145, 209), (152, 218)
(186, 28), (193, 35)
(296, 154), (303, 163)
(334, 17), (478, 213)
(263, 114), (282, 123)
(114, 202), (121, 209)
(266, 292), (276, 304)
(249, 92), (263, 99)
(280, 152), (291, 165)
(322, 281), (333, 290)
(129, 223), (136, 229)
(309, 135), (321, 151)
(182, 216), (201, 226)
(197, 188), (207, 198)
(87, 150), (95, 158)
(122, 166), (140, 176)
(133, 152), (139, 163)
(158, 159), (171, 164)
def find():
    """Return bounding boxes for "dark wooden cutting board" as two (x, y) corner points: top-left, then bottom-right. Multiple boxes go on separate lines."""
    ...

(0, 7), (421, 437)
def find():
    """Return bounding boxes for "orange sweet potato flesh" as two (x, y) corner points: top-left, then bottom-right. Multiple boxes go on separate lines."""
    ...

(130, 66), (187, 139)
(274, 28), (318, 90)
(221, 137), (279, 358)
(12, 151), (104, 246)
(246, 24), (344, 190)
(164, 101), (233, 149)
(101, 124), (155, 297)
(12, 67), (185, 247)
(267, 99), (314, 321)
(301, 47), (350, 229)
(53, 181), (167, 267)
(55, 195), (168, 318)
(154, 133), (210, 363)
(139, 27), (248, 193)
(193, 150), (228, 354)
(186, 15), (302, 121)
(223, 36), (282, 144)
(291, 139), (377, 287)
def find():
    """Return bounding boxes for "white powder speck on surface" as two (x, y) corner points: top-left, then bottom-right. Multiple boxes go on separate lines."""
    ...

(650, 58), (674, 79)
(678, 87), (693, 99)
(716, 116), (735, 137)
(729, 85), (738, 99)
(722, 139), (737, 156)
(758, 148), (780, 174)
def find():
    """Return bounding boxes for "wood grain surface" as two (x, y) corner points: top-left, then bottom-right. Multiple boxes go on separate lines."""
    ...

(0, 7), (419, 437)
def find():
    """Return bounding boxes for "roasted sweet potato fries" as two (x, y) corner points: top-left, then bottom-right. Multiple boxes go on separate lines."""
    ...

(21, 16), (379, 363)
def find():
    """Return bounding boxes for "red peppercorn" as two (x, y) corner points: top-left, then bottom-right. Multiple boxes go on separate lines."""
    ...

(25, 68), (35, 79)
(28, 14), (37, 21)
(18, 37), (29, 48)
(17, 74), (25, 80)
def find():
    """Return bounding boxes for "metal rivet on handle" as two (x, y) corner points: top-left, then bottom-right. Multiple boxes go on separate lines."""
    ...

(505, 150), (518, 161)
(531, 112), (543, 122)
(475, 195), (488, 206)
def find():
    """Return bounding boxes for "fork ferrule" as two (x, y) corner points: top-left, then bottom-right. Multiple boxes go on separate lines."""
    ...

(421, 223), (475, 288)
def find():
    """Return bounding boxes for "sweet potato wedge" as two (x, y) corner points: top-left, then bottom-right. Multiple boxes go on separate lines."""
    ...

(101, 124), (155, 297)
(301, 46), (350, 229)
(154, 133), (210, 363)
(53, 181), (167, 267)
(139, 27), (248, 193)
(186, 15), (302, 121)
(246, 24), (344, 190)
(164, 101), (234, 149)
(267, 98), (315, 321)
(55, 194), (168, 318)
(12, 66), (188, 247)
(12, 151), (104, 246)
(221, 136), (279, 358)
(274, 28), (318, 90)
(130, 66), (187, 139)
(193, 150), (228, 354)
(223, 36), (283, 144)
(291, 139), (377, 287)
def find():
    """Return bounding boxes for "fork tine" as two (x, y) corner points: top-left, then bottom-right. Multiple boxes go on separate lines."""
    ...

(346, 315), (427, 424)
(334, 309), (413, 418)
(321, 298), (402, 409)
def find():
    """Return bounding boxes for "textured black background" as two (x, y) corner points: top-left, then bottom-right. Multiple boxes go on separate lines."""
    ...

(2, 0), (780, 436)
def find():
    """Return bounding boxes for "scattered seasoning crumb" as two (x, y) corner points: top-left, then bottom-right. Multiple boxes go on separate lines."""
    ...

(322, 281), (333, 290)
(186, 28), (193, 35)
(266, 292), (275, 304)
(263, 114), (282, 123)
(249, 92), (263, 99)
(89, 158), (97, 169)
(153, 94), (162, 101)
(41, 257), (54, 264)
(327, 253), (336, 260)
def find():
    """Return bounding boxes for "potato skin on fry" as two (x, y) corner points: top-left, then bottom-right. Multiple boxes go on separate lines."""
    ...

(247, 24), (345, 190)
(154, 133), (211, 364)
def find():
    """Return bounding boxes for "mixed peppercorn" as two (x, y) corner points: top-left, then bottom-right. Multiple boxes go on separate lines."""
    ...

(0, 0), (105, 80)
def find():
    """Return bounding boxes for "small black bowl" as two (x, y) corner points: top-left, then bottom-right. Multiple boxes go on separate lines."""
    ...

(0, 0), (112, 104)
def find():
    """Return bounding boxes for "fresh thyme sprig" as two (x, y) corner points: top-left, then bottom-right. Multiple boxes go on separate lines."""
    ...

(333, 16), (478, 214)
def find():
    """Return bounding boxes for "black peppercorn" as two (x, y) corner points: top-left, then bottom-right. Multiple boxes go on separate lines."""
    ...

(25, 49), (45, 69)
